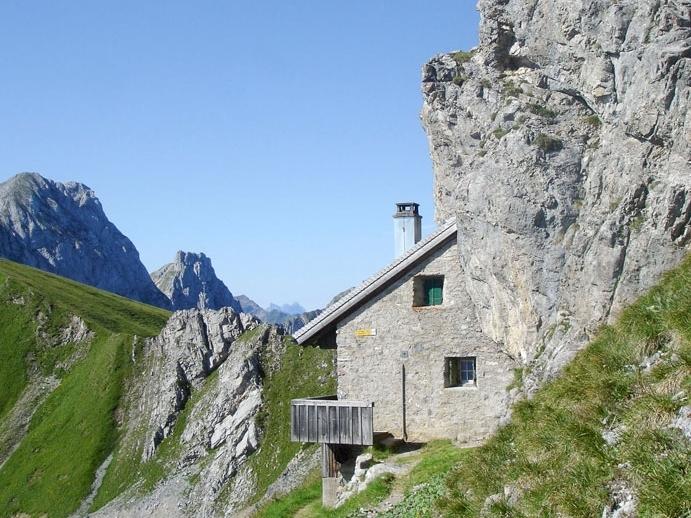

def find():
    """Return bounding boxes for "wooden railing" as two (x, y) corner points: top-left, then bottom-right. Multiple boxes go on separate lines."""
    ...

(290, 396), (374, 446)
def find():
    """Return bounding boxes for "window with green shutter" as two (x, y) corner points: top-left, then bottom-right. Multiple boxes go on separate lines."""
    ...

(413, 275), (445, 307)
(423, 276), (444, 306)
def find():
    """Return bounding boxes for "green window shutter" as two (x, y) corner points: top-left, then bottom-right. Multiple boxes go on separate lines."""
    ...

(424, 277), (444, 306)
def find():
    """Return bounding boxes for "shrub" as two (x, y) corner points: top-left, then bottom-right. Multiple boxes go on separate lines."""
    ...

(502, 80), (524, 98)
(493, 127), (510, 140)
(453, 75), (465, 86)
(451, 50), (474, 66)
(527, 103), (557, 118)
(534, 133), (563, 153)
(584, 114), (602, 128)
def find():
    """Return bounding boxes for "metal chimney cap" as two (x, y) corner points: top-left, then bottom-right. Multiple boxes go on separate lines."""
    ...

(393, 202), (421, 218)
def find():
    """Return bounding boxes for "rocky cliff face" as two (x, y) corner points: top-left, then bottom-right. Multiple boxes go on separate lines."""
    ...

(151, 251), (242, 312)
(421, 0), (690, 379)
(93, 309), (266, 517)
(91, 309), (323, 517)
(0, 173), (170, 308)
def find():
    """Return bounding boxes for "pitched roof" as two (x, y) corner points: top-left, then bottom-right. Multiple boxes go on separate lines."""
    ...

(293, 219), (458, 344)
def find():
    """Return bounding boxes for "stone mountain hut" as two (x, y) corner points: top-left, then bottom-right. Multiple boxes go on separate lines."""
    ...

(290, 203), (518, 505)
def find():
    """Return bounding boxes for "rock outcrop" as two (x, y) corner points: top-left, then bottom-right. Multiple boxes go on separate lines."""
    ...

(91, 307), (334, 517)
(94, 309), (267, 517)
(0, 172), (170, 308)
(421, 0), (690, 379)
(151, 251), (242, 312)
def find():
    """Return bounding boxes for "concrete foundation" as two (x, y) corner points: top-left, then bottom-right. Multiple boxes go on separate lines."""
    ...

(322, 477), (339, 508)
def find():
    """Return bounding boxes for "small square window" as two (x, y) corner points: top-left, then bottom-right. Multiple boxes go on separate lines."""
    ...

(413, 275), (444, 307)
(445, 357), (476, 387)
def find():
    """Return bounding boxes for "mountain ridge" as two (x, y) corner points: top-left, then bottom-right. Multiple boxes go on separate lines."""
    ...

(0, 172), (170, 309)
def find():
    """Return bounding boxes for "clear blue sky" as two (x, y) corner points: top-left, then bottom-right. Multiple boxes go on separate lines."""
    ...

(0, 1), (479, 309)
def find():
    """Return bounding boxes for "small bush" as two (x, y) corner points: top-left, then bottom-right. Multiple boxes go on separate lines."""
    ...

(451, 50), (474, 66)
(534, 133), (563, 153)
(493, 127), (510, 140)
(629, 214), (644, 231)
(453, 75), (465, 86)
(584, 114), (602, 128)
(503, 80), (524, 98)
(527, 103), (557, 118)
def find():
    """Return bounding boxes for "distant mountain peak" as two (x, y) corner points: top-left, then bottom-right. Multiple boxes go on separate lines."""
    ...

(151, 251), (241, 312)
(266, 302), (306, 315)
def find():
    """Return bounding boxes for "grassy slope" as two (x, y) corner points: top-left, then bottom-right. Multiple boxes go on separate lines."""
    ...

(0, 259), (169, 518)
(438, 256), (691, 517)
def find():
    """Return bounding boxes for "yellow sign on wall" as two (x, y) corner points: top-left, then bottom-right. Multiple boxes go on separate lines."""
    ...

(354, 328), (377, 337)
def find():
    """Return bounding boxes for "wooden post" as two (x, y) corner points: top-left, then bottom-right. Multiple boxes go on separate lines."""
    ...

(321, 443), (339, 508)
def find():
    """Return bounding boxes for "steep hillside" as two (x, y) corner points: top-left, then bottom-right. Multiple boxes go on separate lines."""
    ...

(435, 254), (691, 517)
(0, 258), (170, 517)
(0, 173), (170, 308)
(421, 0), (690, 381)
(151, 251), (242, 312)
(0, 259), (334, 517)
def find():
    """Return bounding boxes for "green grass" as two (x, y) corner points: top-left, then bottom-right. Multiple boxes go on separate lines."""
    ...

(0, 259), (170, 518)
(257, 471), (395, 518)
(402, 441), (467, 493)
(257, 471), (323, 518)
(0, 294), (38, 420)
(437, 255), (691, 517)
(0, 259), (169, 336)
(257, 441), (466, 518)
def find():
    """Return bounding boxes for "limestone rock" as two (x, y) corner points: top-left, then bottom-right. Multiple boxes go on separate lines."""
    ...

(421, 0), (691, 381)
(0, 172), (170, 308)
(151, 251), (242, 312)
(139, 308), (260, 460)
(92, 310), (294, 517)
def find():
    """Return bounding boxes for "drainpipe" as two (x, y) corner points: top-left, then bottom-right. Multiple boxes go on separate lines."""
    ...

(401, 363), (408, 442)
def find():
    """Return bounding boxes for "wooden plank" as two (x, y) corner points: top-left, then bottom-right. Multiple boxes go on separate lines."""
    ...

(361, 406), (373, 445)
(340, 406), (352, 444)
(321, 443), (338, 477)
(328, 406), (338, 444)
(308, 404), (317, 442)
(352, 406), (361, 445)
(318, 405), (328, 443)
(291, 398), (374, 445)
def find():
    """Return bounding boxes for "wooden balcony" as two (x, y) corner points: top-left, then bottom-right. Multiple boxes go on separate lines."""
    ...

(290, 396), (374, 446)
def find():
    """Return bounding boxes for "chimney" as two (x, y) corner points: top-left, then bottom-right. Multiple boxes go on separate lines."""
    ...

(393, 202), (422, 257)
